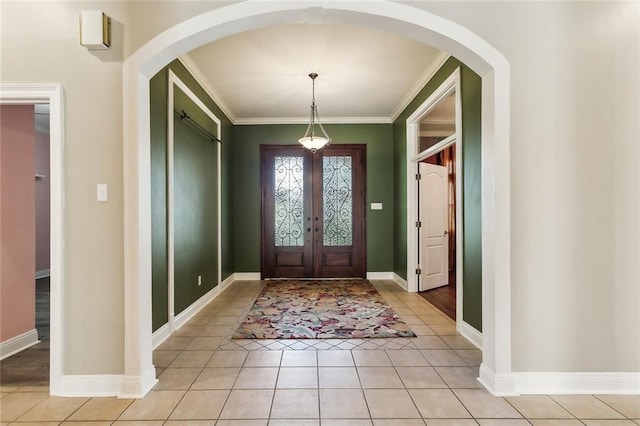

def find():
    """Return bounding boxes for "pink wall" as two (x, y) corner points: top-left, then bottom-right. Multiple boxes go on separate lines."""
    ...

(35, 130), (50, 274)
(0, 105), (36, 342)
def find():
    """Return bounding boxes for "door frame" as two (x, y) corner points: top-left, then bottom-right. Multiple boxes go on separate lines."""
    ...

(123, 2), (514, 396)
(406, 68), (465, 334)
(0, 83), (64, 395)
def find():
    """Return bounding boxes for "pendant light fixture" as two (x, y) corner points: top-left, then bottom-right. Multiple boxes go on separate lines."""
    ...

(299, 72), (331, 153)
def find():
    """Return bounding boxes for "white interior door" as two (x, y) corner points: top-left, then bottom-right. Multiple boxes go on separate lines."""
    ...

(419, 162), (449, 291)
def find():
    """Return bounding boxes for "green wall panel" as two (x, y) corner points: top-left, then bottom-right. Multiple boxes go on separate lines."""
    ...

(460, 66), (483, 330)
(173, 102), (218, 314)
(393, 57), (483, 331)
(150, 60), (233, 332)
(150, 68), (169, 332)
(231, 124), (394, 273)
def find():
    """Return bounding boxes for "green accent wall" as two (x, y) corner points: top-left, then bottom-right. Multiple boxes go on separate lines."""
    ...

(150, 60), (233, 332)
(393, 57), (483, 330)
(231, 124), (394, 273)
(172, 93), (218, 314)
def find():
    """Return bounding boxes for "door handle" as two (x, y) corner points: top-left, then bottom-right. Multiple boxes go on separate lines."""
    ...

(444, 230), (449, 236)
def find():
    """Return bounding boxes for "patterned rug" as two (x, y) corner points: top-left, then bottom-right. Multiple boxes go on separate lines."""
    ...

(232, 279), (416, 339)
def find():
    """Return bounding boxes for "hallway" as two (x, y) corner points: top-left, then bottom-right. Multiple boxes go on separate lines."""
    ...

(1, 280), (638, 423)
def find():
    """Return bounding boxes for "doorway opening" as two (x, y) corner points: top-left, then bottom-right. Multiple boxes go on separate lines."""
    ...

(0, 84), (64, 395)
(261, 144), (366, 279)
(418, 144), (457, 321)
(407, 68), (464, 331)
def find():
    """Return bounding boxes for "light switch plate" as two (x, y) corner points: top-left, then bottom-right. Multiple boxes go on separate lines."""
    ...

(97, 184), (108, 202)
(371, 202), (383, 210)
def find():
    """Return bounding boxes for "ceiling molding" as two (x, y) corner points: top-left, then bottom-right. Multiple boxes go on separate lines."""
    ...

(178, 54), (237, 124)
(234, 116), (392, 125)
(389, 52), (451, 122)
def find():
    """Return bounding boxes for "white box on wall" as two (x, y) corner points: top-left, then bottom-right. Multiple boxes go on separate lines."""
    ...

(80, 10), (110, 50)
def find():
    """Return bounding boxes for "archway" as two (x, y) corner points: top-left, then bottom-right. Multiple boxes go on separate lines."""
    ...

(122, 1), (514, 396)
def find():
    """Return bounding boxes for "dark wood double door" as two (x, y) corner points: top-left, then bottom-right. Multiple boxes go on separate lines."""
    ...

(261, 145), (366, 278)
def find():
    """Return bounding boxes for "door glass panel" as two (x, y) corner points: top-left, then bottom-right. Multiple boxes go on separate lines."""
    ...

(323, 156), (352, 246)
(274, 156), (304, 246)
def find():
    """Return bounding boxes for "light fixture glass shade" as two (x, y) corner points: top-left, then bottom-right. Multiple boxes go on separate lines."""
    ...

(299, 136), (329, 152)
(299, 73), (331, 153)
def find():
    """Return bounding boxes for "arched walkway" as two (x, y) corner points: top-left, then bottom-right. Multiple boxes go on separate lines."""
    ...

(122, 1), (514, 396)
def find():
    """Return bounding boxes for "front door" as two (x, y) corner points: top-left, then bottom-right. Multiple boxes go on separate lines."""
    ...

(261, 145), (365, 278)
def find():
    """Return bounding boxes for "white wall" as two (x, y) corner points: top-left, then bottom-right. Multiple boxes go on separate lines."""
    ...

(1, 0), (637, 377)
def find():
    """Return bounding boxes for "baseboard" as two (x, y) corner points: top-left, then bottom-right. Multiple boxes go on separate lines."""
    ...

(60, 368), (160, 398)
(60, 374), (124, 397)
(151, 322), (171, 350)
(513, 372), (640, 395)
(460, 321), (482, 349)
(478, 364), (518, 396)
(174, 285), (219, 330)
(35, 269), (50, 279)
(120, 365), (158, 398)
(152, 274), (245, 349)
(366, 272), (394, 280)
(233, 272), (261, 281)
(0, 329), (40, 360)
(392, 273), (409, 291)
(219, 273), (236, 291)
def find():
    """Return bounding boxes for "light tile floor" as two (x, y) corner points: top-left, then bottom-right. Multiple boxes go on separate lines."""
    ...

(1, 280), (639, 425)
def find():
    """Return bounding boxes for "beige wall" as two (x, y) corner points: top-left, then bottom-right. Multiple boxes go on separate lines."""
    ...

(0, 1), (130, 373)
(1, 1), (637, 376)
(409, 1), (640, 372)
(0, 105), (36, 342)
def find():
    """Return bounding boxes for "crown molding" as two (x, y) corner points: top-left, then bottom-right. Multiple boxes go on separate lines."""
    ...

(234, 116), (392, 125)
(390, 51), (451, 122)
(178, 54), (237, 124)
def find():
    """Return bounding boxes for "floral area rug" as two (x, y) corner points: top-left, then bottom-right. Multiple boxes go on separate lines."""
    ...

(232, 279), (416, 339)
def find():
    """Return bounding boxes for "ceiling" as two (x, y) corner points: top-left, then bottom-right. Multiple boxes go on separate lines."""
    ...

(184, 23), (447, 124)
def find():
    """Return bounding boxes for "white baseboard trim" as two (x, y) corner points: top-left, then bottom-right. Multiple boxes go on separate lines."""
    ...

(35, 269), (50, 279)
(460, 321), (482, 349)
(513, 372), (640, 395)
(174, 286), (219, 330)
(0, 329), (40, 360)
(60, 374), (124, 397)
(392, 273), (409, 291)
(120, 365), (158, 399)
(366, 272), (394, 280)
(152, 274), (247, 349)
(219, 273), (236, 292)
(478, 364), (518, 396)
(151, 322), (171, 350)
(59, 367), (160, 398)
(233, 272), (261, 281)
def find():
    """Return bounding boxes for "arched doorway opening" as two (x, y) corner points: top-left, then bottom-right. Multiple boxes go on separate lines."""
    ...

(122, 1), (513, 396)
